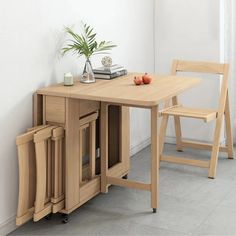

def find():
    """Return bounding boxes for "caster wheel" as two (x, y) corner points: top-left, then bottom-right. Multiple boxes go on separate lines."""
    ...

(153, 208), (157, 213)
(208, 176), (215, 180)
(45, 213), (52, 220)
(62, 214), (69, 224)
(122, 174), (128, 179)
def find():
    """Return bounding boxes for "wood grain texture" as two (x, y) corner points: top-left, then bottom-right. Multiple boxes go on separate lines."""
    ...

(100, 102), (109, 193)
(208, 64), (230, 178)
(45, 96), (65, 124)
(79, 112), (98, 183)
(65, 98), (80, 211)
(181, 140), (228, 152)
(162, 106), (217, 122)
(159, 114), (169, 155)
(224, 91), (234, 159)
(33, 93), (43, 126)
(151, 106), (159, 209)
(79, 129), (83, 184)
(161, 155), (210, 168)
(16, 126), (48, 226)
(37, 73), (201, 107)
(159, 60), (232, 179)
(33, 126), (55, 221)
(120, 107), (130, 172)
(172, 96), (183, 151)
(79, 112), (98, 127)
(16, 142), (32, 225)
(18, 94), (132, 223)
(175, 60), (225, 74)
(51, 127), (65, 212)
(79, 100), (100, 117)
(79, 176), (100, 203)
(89, 120), (96, 179)
(34, 71), (202, 215)
(107, 176), (150, 191)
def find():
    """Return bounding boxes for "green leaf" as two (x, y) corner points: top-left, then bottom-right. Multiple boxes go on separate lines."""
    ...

(62, 23), (117, 58)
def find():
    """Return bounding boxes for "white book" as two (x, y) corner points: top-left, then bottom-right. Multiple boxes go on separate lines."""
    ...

(93, 64), (125, 74)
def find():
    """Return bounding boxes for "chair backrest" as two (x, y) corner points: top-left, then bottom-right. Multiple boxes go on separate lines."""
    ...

(171, 59), (230, 113)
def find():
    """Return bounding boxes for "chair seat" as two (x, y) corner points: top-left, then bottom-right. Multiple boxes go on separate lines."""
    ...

(161, 106), (217, 122)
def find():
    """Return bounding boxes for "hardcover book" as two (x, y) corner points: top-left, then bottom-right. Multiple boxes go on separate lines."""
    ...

(94, 69), (127, 80)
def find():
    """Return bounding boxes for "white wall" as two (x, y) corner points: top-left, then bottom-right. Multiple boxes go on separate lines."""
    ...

(155, 0), (223, 143)
(224, 0), (236, 143)
(0, 0), (154, 233)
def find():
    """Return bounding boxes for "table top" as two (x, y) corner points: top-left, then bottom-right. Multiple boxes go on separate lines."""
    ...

(37, 73), (201, 107)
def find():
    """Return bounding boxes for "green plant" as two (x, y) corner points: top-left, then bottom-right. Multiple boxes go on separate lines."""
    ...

(62, 23), (116, 60)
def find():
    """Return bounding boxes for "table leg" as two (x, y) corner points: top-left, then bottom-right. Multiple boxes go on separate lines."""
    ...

(101, 102), (109, 193)
(65, 98), (80, 211)
(101, 104), (160, 213)
(151, 105), (159, 212)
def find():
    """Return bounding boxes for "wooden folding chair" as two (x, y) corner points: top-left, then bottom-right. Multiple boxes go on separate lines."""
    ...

(16, 125), (49, 226)
(16, 124), (66, 225)
(51, 127), (65, 213)
(33, 126), (56, 221)
(159, 60), (234, 178)
(79, 111), (98, 184)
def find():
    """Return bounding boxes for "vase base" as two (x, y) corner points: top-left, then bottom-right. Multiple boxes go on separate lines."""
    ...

(80, 80), (96, 84)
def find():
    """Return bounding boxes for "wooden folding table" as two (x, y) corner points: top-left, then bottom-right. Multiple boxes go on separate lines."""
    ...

(37, 72), (200, 214)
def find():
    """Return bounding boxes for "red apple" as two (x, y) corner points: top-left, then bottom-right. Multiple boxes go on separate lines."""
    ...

(134, 76), (142, 85)
(142, 73), (152, 84)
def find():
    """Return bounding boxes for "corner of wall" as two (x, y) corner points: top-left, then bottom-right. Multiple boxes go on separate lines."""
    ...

(0, 215), (17, 236)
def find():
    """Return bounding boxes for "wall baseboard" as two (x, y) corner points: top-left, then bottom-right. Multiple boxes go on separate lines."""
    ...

(130, 137), (151, 156)
(130, 136), (177, 157)
(130, 135), (227, 157)
(0, 215), (17, 236)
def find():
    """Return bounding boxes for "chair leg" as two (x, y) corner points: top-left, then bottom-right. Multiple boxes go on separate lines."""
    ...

(208, 117), (224, 179)
(172, 96), (183, 152)
(174, 116), (183, 152)
(79, 130), (83, 184)
(101, 103), (109, 193)
(159, 114), (169, 158)
(224, 92), (234, 159)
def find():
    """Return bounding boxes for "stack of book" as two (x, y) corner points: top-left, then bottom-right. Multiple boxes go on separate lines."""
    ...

(93, 65), (127, 80)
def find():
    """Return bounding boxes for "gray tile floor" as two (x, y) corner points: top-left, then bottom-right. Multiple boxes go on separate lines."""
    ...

(9, 144), (236, 236)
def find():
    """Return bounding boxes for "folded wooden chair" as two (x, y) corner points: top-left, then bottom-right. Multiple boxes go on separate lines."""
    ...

(16, 125), (48, 226)
(159, 60), (234, 178)
(79, 111), (98, 184)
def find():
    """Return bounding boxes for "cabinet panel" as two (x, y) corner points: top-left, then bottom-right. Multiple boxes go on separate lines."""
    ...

(80, 100), (100, 117)
(45, 97), (100, 124)
(45, 96), (65, 124)
(31, 95), (130, 216)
